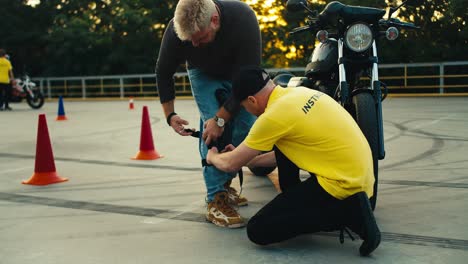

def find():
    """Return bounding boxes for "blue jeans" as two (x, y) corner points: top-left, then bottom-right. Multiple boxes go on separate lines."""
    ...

(188, 68), (256, 202)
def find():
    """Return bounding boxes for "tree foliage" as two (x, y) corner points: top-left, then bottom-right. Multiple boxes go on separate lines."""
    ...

(43, 0), (174, 75)
(382, 0), (468, 63)
(0, 0), (466, 77)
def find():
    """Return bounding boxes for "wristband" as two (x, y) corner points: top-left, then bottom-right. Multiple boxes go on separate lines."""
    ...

(166, 112), (177, 126)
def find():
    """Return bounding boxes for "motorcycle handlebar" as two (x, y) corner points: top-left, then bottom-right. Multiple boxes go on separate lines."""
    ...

(395, 21), (420, 30)
(289, 25), (312, 35)
(289, 14), (420, 39)
(379, 19), (420, 30)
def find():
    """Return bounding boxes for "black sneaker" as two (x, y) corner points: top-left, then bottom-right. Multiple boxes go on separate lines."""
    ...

(344, 192), (381, 256)
(4, 106), (12, 111)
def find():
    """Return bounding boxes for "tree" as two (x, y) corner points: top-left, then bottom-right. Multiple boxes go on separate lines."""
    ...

(383, 0), (468, 62)
(2, 0), (466, 76)
(42, 0), (175, 76)
(247, 0), (387, 67)
(0, 0), (54, 76)
(251, 0), (467, 66)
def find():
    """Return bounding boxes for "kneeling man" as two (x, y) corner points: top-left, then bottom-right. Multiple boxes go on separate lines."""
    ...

(207, 66), (381, 256)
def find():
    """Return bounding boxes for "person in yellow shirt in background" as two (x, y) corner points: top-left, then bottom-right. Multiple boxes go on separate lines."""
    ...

(207, 66), (381, 256)
(0, 49), (15, 111)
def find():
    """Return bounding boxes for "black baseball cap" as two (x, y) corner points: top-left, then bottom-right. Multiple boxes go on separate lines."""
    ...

(232, 65), (270, 102)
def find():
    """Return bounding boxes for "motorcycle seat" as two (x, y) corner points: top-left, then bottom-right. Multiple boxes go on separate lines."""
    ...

(320, 1), (386, 24)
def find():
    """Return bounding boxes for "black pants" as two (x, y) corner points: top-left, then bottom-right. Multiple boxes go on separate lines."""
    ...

(0, 83), (11, 108)
(247, 147), (347, 245)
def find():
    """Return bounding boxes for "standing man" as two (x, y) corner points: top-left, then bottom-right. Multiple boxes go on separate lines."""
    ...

(0, 49), (15, 111)
(207, 66), (381, 256)
(155, 0), (261, 228)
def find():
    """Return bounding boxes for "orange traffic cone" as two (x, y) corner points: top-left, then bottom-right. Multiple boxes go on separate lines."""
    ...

(23, 114), (68, 185)
(132, 106), (162, 160)
(129, 96), (134, 110)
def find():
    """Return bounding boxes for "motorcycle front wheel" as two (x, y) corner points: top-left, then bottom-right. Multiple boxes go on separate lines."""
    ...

(351, 92), (379, 211)
(27, 91), (45, 109)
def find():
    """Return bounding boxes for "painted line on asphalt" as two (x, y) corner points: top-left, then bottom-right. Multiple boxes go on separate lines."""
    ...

(141, 199), (206, 226)
(0, 192), (204, 222)
(380, 180), (468, 189)
(318, 231), (468, 251)
(0, 192), (467, 251)
(0, 153), (202, 172)
(2, 153), (467, 189)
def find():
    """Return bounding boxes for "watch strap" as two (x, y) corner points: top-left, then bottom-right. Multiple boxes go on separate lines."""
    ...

(166, 112), (177, 126)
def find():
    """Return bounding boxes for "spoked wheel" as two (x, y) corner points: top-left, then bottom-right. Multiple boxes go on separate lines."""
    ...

(27, 90), (45, 109)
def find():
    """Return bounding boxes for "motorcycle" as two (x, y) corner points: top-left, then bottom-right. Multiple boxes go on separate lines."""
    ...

(278, 0), (419, 210)
(11, 75), (45, 109)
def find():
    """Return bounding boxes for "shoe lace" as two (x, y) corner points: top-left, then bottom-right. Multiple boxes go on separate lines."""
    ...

(217, 194), (238, 216)
(339, 226), (355, 244)
(227, 186), (240, 196)
(225, 177), (243, 197)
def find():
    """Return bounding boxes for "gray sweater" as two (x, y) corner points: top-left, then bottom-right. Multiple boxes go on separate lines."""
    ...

(156, 0), (262, 104)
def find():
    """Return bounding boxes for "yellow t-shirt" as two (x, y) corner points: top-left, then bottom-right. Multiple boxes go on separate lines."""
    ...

(244, 86), (374, 200)
(0, 57), (12, 84)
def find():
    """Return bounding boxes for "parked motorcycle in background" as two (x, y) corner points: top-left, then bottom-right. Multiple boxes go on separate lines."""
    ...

(279, 0), (419, 210)
(11, 75), (45, 109)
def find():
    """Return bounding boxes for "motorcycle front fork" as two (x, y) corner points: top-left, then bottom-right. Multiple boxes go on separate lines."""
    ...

(337, 39), (386, 160)
(25, 87), (35, 98)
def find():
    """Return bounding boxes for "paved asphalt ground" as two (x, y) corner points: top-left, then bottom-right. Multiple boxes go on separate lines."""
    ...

(1, 97), (467, 264)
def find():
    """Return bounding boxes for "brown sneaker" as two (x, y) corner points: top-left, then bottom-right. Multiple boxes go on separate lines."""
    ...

(225, 185), (248, 206)
(206, 192), (245, 228)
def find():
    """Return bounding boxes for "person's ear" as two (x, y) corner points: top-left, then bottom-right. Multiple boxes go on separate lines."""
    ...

(211, 13), (219, 25)
(247, 95), (256, 105)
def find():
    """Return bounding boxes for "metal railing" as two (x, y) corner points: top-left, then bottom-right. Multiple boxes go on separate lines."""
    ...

(32, 61), (468, 99)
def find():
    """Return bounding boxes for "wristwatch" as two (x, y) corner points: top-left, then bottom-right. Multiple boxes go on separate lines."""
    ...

(214, 116), (225, 128)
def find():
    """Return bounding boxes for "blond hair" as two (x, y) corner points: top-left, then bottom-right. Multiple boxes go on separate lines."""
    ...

(174, 0), (217, 41)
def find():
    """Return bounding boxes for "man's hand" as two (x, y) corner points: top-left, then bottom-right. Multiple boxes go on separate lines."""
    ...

(203, 118), (224, 146)
(206, 145), (233, 166)
(206, 146), (219, 165)
(222, 144), (235, 153)
(206, 143), (261, 172)
(169, 115), (193, 136)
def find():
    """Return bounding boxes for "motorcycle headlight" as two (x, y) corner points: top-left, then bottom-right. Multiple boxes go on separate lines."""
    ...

(345, 23), (373, 52)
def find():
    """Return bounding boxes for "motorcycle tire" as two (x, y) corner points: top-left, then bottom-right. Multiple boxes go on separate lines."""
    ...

(27, 91), (45, 109)
(248, 166), (277, 176)
(351, 92), (379, 211)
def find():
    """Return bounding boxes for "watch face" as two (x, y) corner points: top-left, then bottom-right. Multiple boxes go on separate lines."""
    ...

(216, 117), (225, 127)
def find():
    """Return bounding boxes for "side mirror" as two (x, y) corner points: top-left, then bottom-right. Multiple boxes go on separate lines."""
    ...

(286, 0), (308, 12)
(388, 0), (418, 19)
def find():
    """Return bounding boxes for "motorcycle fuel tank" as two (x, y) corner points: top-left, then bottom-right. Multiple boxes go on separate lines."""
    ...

(305, 38), (338, 78)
